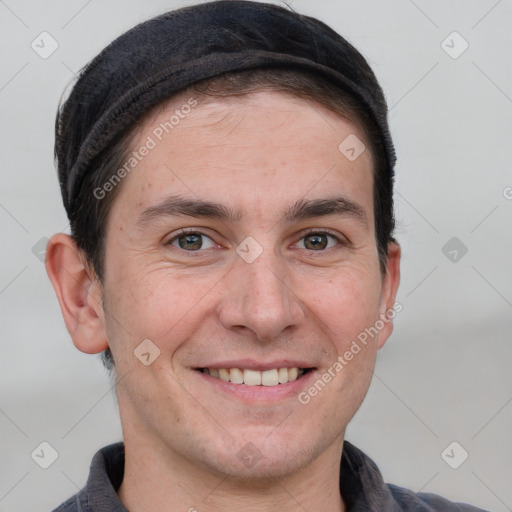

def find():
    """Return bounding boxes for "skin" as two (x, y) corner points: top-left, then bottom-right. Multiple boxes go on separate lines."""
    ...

(46, 91), (400, 512)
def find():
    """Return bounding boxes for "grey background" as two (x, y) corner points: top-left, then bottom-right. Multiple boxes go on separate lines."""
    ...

(1, 1), (511, 511)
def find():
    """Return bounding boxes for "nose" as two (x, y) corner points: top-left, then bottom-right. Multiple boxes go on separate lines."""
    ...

(217, 247), (305, 342)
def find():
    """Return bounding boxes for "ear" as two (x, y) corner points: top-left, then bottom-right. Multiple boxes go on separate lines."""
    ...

(45, 233), (109, 354)
(377, 241), (401, 349)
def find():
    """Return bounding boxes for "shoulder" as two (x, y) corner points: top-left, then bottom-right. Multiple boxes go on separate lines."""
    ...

(341, 441), (491, 512)
(49, 442), (125, 512)
(50, 494), (86, 512)
(388, 483), (491, 512)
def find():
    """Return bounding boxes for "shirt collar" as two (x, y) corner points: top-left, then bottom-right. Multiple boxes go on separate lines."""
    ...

(340, 440), (397, 511)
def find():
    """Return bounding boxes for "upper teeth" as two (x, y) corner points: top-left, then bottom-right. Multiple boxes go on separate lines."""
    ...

(201, 367), (304, 386)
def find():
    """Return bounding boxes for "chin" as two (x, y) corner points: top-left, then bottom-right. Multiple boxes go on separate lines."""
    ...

(197, 432), (323, 484)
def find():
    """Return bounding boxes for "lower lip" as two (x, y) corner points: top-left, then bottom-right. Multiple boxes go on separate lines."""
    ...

(195, 369), (317, 403)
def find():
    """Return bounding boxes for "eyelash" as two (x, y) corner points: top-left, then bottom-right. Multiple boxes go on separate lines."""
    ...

(165, 228), (346, 253)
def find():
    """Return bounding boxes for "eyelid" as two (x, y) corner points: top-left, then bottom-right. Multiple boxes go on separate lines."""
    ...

(295, 228), (348, 246)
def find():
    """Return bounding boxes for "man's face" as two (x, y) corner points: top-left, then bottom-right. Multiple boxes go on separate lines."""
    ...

(99, 91), (399, 479)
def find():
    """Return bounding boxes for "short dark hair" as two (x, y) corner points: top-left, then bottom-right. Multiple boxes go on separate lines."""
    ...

(54, 2), (396, 370)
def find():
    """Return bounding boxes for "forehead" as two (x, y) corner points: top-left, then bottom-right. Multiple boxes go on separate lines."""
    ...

(109, 90), (374, 228)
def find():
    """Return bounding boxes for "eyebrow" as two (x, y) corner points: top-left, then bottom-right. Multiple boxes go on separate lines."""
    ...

(136, 195), (367, 228)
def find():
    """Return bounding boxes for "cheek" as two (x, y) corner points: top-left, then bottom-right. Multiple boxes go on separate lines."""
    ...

(103, 261), (214, 360)
(310, 264), (383, 349)
(312, 265), (383, 404)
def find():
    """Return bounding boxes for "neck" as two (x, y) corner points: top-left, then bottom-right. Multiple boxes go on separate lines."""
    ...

(118, 428), (346, 512)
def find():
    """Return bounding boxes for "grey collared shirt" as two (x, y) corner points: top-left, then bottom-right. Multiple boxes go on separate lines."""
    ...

(51, 441), (490, 511)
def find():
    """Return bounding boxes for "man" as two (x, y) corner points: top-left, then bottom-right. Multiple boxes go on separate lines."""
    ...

(45, 1), (488, 510)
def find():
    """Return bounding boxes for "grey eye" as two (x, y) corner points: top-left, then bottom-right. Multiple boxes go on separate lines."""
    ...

(169, 232), (215, 251)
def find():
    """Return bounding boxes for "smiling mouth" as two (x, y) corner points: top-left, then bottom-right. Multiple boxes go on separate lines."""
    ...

(197, 367), (314, 386)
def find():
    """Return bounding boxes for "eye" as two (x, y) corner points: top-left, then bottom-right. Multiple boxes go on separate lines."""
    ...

(166, 230), (216, 251)
(296, 231), (341, 251)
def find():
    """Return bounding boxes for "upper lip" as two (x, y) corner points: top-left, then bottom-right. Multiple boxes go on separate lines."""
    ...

(195, 359), (315, 371)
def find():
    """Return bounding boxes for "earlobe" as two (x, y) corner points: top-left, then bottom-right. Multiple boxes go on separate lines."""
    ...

(45, 233), (109, 354)
(377, 241), (401, 349)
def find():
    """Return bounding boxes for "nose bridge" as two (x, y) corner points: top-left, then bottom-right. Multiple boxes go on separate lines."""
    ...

(246, 248), (287, 307)
(219, 243), (303, 340)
